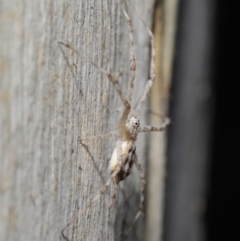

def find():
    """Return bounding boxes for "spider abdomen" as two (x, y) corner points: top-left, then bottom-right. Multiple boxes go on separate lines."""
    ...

(109, 140), (136, 183)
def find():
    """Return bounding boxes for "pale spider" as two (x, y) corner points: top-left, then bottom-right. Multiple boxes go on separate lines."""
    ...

(59, 0), (170, 239)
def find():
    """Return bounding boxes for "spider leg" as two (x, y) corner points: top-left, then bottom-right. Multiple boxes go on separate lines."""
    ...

(137, 117), (171, 133)
(58, 42), (130, 109)
(134, 154), (145, 213)
(116, 0), (136, 104)
(115, 0), (137, 139)
(128, 2), (156, 114)
(60, 164), (122, 241)
(58, 43), (75, 78)
(80, 131), (118, 141)
(61, 178), (112, 241)
(108, 180), (119, 209)
(124, 154), (146, 237)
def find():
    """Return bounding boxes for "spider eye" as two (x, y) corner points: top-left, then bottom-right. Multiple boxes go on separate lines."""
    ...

(135, 120), (140, 126)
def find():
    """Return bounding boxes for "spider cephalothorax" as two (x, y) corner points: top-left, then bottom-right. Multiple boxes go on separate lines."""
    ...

(126, 114), (140, 140)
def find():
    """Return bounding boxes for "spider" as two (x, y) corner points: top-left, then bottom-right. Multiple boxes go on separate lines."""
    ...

(58, 0), (170, 239)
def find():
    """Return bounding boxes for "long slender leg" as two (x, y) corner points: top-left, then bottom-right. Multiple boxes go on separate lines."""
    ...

(115, 0), (136, 104)
(61, 178), (112, 241)
(79, 141), (105, 184)
(58, 42), (130, 109)
(61, 165), (122, 241)
(58, 43), (75, 78)
(134, 154), (145, 213)
(80, 131), (118, 141)
(124, 154), (146, 237)
(108, 181), (119, 208)
(114, 0), (137, 138)
(137, 117), (171, 133)
(128, 1), (156, 114)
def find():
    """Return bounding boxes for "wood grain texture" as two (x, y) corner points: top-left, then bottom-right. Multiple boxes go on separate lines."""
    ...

(0, 0), (175, 240)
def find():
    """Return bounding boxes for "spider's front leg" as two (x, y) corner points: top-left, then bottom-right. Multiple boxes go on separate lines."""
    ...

(80, 131), (118, 142)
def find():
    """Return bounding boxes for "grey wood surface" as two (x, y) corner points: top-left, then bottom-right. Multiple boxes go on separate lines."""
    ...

(0, 0), (175, 240)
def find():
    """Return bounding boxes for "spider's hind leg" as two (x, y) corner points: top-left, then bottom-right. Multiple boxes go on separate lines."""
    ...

(124, 154), (146, 237)
(109, 181), (119, 209)
(61, 178), (112, 241)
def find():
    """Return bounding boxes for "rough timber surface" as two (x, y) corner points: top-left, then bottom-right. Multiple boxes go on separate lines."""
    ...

(0, 0), (171, 241)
